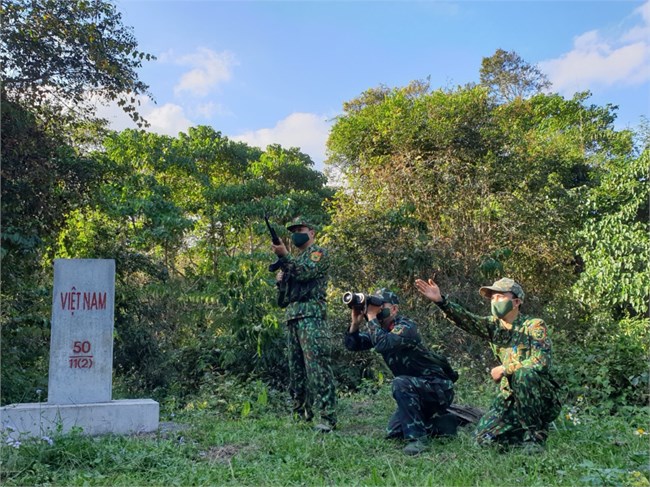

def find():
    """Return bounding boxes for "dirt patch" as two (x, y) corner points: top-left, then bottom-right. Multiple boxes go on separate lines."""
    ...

(349, 399), (375, 415)
(339, 422), (380, 437)
(200, 444), (244, 463)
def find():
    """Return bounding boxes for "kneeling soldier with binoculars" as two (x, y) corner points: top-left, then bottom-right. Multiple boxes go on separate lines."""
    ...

(344, 289), (459, 455)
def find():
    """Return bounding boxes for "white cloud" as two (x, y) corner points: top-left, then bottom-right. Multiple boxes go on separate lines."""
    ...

(146, 103), (194, 136)
(539, 0), (650, 94)
(94, 95), (194, 137)
(231, 112), (332, 169)
(168, 47), (237, 97)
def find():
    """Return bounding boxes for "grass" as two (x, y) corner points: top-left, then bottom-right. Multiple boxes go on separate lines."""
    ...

(1, 384), (649, 486)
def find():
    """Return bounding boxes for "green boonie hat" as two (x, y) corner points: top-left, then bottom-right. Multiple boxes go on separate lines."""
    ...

(479, 278), (525, 302)
(287, 217), (315, 232)
(373, 288), (400, 305)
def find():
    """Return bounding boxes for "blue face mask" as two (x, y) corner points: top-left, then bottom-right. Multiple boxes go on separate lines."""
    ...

(291, 232), (310, 247)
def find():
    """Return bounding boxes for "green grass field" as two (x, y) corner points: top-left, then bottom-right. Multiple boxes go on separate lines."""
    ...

(2, 384), (648, 486)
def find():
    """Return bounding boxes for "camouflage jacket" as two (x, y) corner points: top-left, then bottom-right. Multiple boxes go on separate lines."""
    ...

(435, 298), (555, 390)
(345, 315), (457, 383)
(278, 243), (329, 320)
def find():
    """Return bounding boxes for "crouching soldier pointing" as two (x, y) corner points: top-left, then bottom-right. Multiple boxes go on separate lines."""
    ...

(344, 289), (459, 456)
(415, 277), (561, 451)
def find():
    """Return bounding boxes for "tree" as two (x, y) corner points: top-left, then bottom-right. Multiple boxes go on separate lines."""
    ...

(0, 93), (102, 405)
(574, 125), (649, 319)
(0, 0), (154, 127)
(480, 49), (551, 104)
(46, 127), (334, 399)
(327, 83), (606, 302)
(0, 0), (155, 403)
(551, 124), (649, 406)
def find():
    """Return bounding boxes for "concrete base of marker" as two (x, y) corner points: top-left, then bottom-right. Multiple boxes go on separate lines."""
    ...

(0, 399), (159, 439)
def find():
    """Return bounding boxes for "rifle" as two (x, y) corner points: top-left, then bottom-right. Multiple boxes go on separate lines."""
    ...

(264, 214), (283, 272)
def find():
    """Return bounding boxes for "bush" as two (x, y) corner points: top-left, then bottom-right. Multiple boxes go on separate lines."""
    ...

(554, 316), (649, 409)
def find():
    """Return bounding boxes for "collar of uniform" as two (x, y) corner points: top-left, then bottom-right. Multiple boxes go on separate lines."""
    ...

(299, 242), (317, 254)
(509, 313), (528, 330)
(387, 314), (407, 331)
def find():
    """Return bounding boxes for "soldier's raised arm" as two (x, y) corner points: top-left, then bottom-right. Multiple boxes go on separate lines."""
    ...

(415, 277), (495, 342)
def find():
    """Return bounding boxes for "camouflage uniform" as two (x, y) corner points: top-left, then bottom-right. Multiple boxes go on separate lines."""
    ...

(277, 242), (337, 427)
(345, 311), (458, 440)
(435, 282), (561, 446)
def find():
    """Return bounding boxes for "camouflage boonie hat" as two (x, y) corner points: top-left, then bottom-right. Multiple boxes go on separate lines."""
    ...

(287, 217), (315, 232)
(372, 288), (400, 305)
(479, 278), (525, 302)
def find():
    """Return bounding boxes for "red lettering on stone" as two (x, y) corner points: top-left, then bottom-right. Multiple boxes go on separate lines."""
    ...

(60, 288), (107, 313)
(69, 355), (94, 369)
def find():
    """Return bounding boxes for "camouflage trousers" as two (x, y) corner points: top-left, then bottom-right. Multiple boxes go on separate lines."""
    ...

(476, 368), (561, 446)
(286, 315), (337, 426)
(386, 375), (456, 440)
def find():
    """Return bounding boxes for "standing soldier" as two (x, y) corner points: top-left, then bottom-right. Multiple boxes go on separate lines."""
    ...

(272, 218), (337, 432)
(415, 277), (561, 451)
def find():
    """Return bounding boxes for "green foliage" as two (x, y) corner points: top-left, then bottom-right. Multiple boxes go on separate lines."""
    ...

(0, 94), (102, 405)
(0, 286), (50, 405)
(46, 127), (332, 402)
(551, 123), (650, 408)
(3, 21), (646, 421)
(1, 0), (154, 126)
(1, 0), (156, 404)
(326, 78), (646, 406)
(326, 82), (620, 310)
(479, 48), (552, 103)
(1, 93), (99, 269)
(573, 142), (649, 319)
(555, 316), (649, 408)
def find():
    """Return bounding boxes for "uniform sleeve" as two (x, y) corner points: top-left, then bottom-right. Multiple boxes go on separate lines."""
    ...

(366, 319), (420, 354)
(503, 319), (552, 375)
(280, 247), (329, 282)
(344, 331), (373, 351)
(436, 297), (498, 342)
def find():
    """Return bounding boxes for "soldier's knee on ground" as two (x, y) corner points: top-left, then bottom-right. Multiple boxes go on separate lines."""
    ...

(429, 413), (459, 437)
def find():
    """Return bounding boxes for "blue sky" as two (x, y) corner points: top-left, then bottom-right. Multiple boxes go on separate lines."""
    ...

(104, 0), (650, 171)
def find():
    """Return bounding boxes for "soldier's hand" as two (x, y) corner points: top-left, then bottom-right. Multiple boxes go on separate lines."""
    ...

(351, 308), (364, 323)
(272, 241), (288, 257)
(490, 365), (505, 382)
(415, 277), (443, 303)
(350, 308), (364, 332)
(275, 270), (284, 283)
(366, 303), (381, 321)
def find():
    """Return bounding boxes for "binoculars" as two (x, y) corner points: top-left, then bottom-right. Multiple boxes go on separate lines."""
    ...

(342, 292), (384, 309)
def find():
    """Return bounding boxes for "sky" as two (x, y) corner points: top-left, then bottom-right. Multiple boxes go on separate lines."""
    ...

(103, 0), (650, 171)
